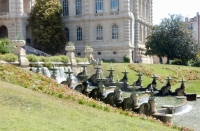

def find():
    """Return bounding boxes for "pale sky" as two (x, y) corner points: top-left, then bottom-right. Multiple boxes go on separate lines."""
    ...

(153, 0), (200, 25)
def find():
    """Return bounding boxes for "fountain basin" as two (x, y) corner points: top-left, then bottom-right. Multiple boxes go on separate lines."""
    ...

(156, 96), (188, 114)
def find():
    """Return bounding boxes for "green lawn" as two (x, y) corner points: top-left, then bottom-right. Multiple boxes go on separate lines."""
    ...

(0, 81), (179, 131)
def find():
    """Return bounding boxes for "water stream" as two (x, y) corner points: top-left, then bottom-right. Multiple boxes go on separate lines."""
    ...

(32, 66), (78, 84)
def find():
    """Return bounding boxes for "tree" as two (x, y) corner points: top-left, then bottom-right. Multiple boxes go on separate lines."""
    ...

(28, 0), (66, 55)
(145, 14), (198, 64)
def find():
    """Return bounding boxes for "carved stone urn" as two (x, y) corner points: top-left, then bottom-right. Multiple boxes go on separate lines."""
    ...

(65, 45), (75, 52)
(13, 40), (26, 55)
(84, 46), (93, 53)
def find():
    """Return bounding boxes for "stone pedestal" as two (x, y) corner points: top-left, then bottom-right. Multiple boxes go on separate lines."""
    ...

(66, 52), (77, 66)
(131, 92), (139, 108)
(65, 46), (77, 66)
(13, 40), (29, 67)
(84, 47), (94, 63)
(114, 88), (123, 102)
(148, 100), (157, 114)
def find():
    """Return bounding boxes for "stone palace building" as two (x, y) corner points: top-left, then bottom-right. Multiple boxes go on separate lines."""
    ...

(0, 0), (153, 63)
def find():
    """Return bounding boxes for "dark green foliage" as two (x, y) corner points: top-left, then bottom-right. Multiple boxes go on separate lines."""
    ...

(0, 54), (17, 62)
(170, 59), (183, 65)
(146, 14), (198, 64)
(192, 61), (200, 67)
(102, 59), (115, 63)
(0, 38), (14, 54)
(28, 0), (66, 55)
(123, 55), (130, 63)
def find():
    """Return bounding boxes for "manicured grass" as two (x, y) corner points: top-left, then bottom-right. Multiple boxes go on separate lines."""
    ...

(0, 81), (179, 131)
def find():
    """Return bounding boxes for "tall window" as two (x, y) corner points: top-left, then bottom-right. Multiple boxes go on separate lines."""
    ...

(96, 0), (103, 13)
(65, 28), (69, 41)
(77, 27), (82, 41)
(111, 0), (119, 12)
(112, 25), (118, 39)
(76, 0), (82, 15)
(97, 26), (102, 40)
(63, 0), (69, 16)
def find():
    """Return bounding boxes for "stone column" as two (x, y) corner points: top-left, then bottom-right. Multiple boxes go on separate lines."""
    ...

(104, 0), (109, 13)
(18, 0), (23, 14)
(124, 0), (130, 12)
(133, 0), (139, 19)
(123, 19), (131, 43)
(141, 24), (144, 43)
(70, 0), (75, 16)
(140, 0), (142, 16)
(146, 1), (149, 21)
(149, 0), (153, 24)
(134, 21), (140, 61)
(144, 1), (146, 19)
(84, 22), (90, 45)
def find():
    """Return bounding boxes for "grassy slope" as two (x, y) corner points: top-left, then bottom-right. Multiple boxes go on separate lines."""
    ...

(87, 63), (200, 94)
(0, 81), (178, 131)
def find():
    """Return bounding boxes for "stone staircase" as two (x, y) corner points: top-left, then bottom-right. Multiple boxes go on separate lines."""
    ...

(24, 45), (50, 57)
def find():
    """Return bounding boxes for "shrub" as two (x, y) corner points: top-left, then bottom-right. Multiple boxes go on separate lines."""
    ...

(102, 59), (115, 63)
(0, 38), (14, 54)
(49, 56), (62, 62)
(43, 62), (53, 69)
(0, 54), (17, 62)
(170, 59), (182, 65)
(75, 57), (88, 63)
(123, 55), (130, 63)
(191, 60), (200, 67)
(26, 54), (38, 62)
(60, 55), (69, 63)
(38, 56), (49, 62)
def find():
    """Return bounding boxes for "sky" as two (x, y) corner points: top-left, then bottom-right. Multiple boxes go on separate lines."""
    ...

(153, 0), (200, 25)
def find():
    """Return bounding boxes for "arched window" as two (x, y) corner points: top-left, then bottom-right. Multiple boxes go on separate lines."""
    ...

(112, 25), (118, 39)
(76, 0), (82, 15)
(63, 0), (69, 16)
(96, 0), (103, 13)
(96, 26), (103, 40)
(77, 27), (82, 41)
(111, 0), (119, 12)
(65, 28), (69, 41)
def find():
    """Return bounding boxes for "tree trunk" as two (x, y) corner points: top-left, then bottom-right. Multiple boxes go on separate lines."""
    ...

(166, 57), (170, 64)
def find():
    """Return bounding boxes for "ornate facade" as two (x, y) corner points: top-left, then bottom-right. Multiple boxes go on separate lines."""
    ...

(0, 0), (153, 63)
(185, 12), (200, 44)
